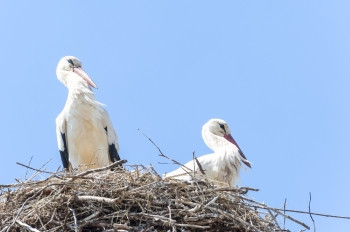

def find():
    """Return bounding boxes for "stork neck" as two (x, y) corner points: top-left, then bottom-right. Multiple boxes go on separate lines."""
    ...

(65, 83), (102, 109)
(69, 83), (94, 96)
(202, 131), (235, 152)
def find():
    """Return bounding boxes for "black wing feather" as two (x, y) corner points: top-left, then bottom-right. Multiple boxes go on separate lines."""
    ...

(109, 143), (121, 163)
(104, 127), (121, 163)
(59, 132), (69, 169)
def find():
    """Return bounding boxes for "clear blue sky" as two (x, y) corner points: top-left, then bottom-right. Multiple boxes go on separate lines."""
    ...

(0, 1), (349, 231)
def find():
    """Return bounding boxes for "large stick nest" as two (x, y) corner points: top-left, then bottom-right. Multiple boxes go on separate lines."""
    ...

(0, 160), (299, 231)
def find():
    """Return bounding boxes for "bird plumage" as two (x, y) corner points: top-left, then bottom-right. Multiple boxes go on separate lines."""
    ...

(163, 118), (251, 186)
(56, 56), (120, 170)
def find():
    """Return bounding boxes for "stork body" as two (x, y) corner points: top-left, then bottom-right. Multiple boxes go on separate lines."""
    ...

(56, 56), (120, 170)
(163, 118), (251, 186)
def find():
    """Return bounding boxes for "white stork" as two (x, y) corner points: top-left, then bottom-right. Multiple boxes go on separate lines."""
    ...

(55, 56), (120, 171)
(163, 118), (251, 186)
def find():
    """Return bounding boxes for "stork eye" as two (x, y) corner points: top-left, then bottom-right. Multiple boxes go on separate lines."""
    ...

(219, 123), (226, 132)
(67, 59), (74, 67)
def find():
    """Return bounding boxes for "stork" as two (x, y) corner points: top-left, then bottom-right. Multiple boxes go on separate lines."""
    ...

(163, 118), (251, 186)
(55, 56), (120, 171)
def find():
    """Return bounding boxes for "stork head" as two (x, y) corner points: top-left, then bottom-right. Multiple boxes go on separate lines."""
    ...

(202, 118), (251, 168)
(56, 56), (97, 89)
(204, 118), (231, 137)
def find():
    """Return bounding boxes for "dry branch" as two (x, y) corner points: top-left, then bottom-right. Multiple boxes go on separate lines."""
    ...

(15, 220), (40, 232)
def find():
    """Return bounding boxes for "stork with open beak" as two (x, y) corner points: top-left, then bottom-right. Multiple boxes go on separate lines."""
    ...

(55, 56), (120, 171)
(163, 118), (251, 186)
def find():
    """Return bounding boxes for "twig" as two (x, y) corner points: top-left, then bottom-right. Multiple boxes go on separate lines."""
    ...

(202, 186), (259, 194)
(24, 156), (33, 180)
(175, 223), (210, 229)
(69, 208), (78, 232)
(17, 161), (56, 175)
(74, 160), (127, 177)
(36, 212), (46, 230)
(75, 195), (118, 204)
(194, 151), (206, 176)
(241, 195), (350, 221)
(129, 212), (176, 224)
(242, 197), (311, 230)
(0, 226), (9, 232)
(149, 163), (162, 180)
(309, 192), (316, 232)
(15, 220), (40, 232)
(25, 159), (53, 182)
(137, 128), (166, 157)
(267, 208), (281, 231)
(187, 204), (202, 213)
(192, 151), (196, 177)
(168, 201), (176, 232)
(267, 207), (308, 231)
(43, 208), (57, 228)
(205, 195), (220, 207)
(0, 175), (56, 189)
(280, 209), (350, 220)
(283, 198), (287, 230)
(138, 129), (193, 174)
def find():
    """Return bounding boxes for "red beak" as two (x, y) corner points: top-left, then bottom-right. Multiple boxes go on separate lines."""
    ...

(224, 134), (251, 168)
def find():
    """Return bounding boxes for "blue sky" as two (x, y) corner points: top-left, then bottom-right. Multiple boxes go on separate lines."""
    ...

(0, 1), (349, 231)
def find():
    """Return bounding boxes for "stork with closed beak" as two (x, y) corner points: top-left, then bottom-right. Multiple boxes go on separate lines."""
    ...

(163, 118), (251, 186)
(55, 56), (120, 170)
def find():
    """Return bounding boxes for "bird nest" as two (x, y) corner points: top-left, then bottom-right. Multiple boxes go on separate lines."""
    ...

(0, 160), (306, 231)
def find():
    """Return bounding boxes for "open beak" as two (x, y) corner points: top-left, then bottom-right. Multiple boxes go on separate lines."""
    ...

(73, 67), (98, 89)
(224, 134), (251, 168)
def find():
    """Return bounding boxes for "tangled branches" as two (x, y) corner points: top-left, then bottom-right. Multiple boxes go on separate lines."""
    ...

(0, 160), (307, 231)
